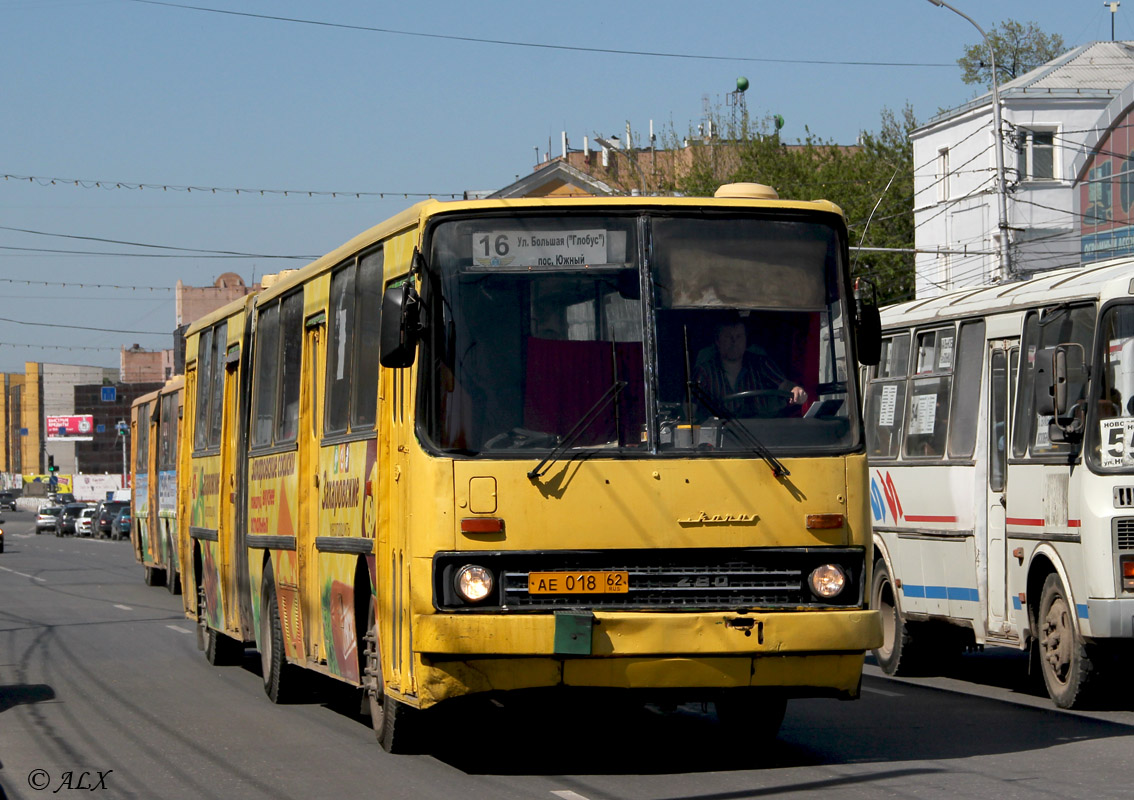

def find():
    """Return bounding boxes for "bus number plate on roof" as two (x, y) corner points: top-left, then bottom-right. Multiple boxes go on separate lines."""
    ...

(471, 230), (610, 270)
(528, 571), (629, 594)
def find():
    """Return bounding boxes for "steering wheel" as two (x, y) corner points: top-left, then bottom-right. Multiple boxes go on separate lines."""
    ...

(721, 388), (795, 417)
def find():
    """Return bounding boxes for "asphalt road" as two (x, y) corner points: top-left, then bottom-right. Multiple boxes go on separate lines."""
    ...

(2, 507), (1133, 800)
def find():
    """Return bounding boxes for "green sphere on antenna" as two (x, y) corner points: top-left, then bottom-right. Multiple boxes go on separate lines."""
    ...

(736, 76), (749, 93)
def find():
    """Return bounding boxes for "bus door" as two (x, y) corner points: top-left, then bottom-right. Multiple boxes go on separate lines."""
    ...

(300, 316), (323, 661)
(986, 339), (1017, 636)
(223, 349), (253, 639)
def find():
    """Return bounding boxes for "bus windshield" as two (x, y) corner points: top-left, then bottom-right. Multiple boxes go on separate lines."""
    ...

(422, 212), (857, 457)
(1090, 302), (1134, 471)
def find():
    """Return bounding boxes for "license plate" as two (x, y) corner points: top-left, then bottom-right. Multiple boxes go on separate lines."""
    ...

(528, 571), (629, 594)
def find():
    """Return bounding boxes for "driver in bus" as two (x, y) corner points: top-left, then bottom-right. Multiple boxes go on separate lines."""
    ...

(693, 315), (807, 418)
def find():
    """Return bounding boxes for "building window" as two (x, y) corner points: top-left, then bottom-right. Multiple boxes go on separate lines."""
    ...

(1016, 128), (1057, 181)
(936, 147), (950, 202)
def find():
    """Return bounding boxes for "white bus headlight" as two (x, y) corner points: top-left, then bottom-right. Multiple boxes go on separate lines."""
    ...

(809, 564), (846, 599)
(456, 565), (494, 603)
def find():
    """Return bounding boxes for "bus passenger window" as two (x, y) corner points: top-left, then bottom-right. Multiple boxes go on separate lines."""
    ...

(946, 320), (985, 458)
(904, 327), (953, 459)
(865, 333), (909, 459)
(276, 291), (303, 444)
(252, 304), (280, 448)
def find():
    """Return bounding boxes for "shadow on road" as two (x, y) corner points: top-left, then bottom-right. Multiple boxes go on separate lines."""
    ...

(0, 683), (56, 713)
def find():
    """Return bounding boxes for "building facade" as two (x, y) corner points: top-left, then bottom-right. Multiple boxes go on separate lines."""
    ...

(912, 41), (1134, 298)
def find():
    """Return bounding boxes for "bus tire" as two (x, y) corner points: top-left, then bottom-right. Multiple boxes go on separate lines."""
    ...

(715, 690), (786, 742)
(364, 602), (418, 753)
(1038, 573), (1096, 709)
(199, 582), (242, 666)
(260, 570), (297, 703)
(167, 567), (180, 595)
(870, 558), (916, 675)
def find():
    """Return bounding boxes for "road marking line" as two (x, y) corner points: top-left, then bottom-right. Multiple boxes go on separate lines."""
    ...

(0, 566), (46, 582)
(114, 604), (133, 611)
(863, 685), (903, 697)
(166, 625), (192, 634)
(552, 792), (592, 800)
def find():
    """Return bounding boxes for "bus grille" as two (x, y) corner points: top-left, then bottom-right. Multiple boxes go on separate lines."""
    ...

(1117, 517), (1134, 550)
(433, 547), (865, 611)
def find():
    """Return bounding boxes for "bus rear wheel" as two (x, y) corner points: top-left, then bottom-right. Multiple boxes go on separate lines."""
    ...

(198, 582), (242, 666)
(1038, 573), (1096, 708)
(364, 602), (417, 753)
(260, 569), (297, 703)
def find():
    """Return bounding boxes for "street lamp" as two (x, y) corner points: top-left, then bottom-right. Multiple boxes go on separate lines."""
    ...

(926, 0), (1011, 283)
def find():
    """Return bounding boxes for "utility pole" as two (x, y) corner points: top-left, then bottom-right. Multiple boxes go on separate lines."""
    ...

(927, 0), (1012, 282)
(1106, 2), (1120, 41)
(116, 421), (128, 488)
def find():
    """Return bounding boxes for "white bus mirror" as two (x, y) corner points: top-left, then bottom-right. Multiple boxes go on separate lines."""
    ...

(1034, 347), (1060, 416)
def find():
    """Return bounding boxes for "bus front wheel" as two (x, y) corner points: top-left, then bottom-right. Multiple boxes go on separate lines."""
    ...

(870, 558), (917, 675)
(1038, 573), (1096, 709)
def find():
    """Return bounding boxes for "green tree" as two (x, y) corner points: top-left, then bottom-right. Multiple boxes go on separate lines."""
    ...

(957, 20), (1065, 89)
(670, 105), (917, 305)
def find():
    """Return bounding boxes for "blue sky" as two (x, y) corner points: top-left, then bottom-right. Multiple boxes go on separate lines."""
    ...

(1, 0), (1126, 373)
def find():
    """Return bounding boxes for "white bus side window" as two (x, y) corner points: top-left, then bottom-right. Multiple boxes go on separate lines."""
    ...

(865, 332), (910, 459)
(904, 326), (954, 459)
(946, 320), (985, 458)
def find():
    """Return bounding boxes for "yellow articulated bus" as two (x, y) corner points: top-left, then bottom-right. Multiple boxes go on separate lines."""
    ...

(130, 375), (184, 591)
(181, 184), (883, 752)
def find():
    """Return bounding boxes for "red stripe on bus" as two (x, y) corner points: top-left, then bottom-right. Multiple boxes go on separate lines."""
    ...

(1006, 518), (1082, 528)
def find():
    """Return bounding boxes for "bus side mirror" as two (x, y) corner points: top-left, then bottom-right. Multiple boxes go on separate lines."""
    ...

(379, 282), (421, 369)
(1034, 348), (1060, 416)
(856, 302), (881, 366)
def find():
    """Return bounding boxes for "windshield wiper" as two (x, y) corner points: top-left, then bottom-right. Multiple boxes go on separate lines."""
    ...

(528, 380), (627, 480)
(687, 381), (790, 478)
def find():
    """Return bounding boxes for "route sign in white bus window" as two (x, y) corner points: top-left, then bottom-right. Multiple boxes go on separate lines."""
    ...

(470, 229), (624, 270)
(911, 393), (937, 434)
(938, 335), (955, 369)
(878, 384), (898, 427)
(1100, 417), (1134, 467)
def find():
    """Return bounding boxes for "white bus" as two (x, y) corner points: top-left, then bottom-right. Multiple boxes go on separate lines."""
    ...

(863, 258), (1134, 708)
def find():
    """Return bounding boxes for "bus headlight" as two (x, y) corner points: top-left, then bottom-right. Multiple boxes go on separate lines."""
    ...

(809, 564), (846, 599)
(455, 565), (494, 603)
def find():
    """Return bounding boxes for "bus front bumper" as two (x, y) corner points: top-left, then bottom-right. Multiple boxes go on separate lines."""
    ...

(409, 610), (881, 704)
(416, 609), (882, 657)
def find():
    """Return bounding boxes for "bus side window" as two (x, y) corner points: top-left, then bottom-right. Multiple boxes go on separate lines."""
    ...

(276, 291), (304, 444)
(252, 302), (280, 448)
(946, 320), (985, 459)
(904, 327), (953, 459)
(865, 332), (909, 459)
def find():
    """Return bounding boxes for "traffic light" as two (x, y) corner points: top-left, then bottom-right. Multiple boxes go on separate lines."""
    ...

(48, 455), (56, 473)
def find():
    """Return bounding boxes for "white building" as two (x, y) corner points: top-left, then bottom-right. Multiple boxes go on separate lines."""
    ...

(911, 41), (1134, 298)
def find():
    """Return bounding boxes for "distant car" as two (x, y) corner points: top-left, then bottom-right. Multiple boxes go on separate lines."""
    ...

(0, 521), (4, 553)
(55, 503), (88, 536)
(113, 506), (131, 540)
(36, 505), (62, 533)
(0, 492), (16, 511)
(95, 500), (130, 539)
(76, 507), (96, 537)
(52, 492), (76, 506)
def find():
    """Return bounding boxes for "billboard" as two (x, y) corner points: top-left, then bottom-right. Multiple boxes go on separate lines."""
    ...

(46, 415), (95, 441)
